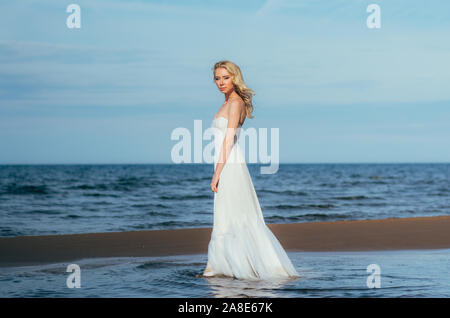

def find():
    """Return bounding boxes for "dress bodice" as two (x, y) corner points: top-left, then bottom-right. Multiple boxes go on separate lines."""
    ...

(211, 116), (242, 139)
(211, 116), (244, 165)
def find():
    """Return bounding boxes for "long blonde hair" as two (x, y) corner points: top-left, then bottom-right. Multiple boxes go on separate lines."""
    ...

(213, 60), (255, 119)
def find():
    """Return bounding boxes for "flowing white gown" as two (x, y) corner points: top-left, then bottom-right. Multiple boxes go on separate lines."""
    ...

(202, 116), (300, 280)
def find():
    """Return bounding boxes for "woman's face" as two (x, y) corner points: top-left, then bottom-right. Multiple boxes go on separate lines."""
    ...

(214, 68), (234, 94)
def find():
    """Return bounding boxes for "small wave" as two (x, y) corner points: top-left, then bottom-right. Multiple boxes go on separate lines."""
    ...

(2, 184), (51, 195)
(64, 178), (171, 192)
(258, 189), (308, 196)
(136, 261), (179, 270)
(319, 183), (337, 187)
(130, 220), (210, 230)
(431, 192), (448, 197)
(267, 203), (334, 210)
(116, 176), (142, 185)
(82, 193), (120, 198)
(24, 209), (62, 215)
(65, 184), (108, 190)
(333, 195), (369, 200)
(371, 180), (389, 184)
(412, 180), (436, 185)
(116, 177), (175, 188)
(158, 194), (211, 200)
(341, 181), (363, 186)
(353, 202), (388, 207)
(148, 180), (175, 186)
(0, 227), (22, 237)
(146, 211), (177, 217)
(180, 177), (211, 183)
(297, 213), (353, 220)
(64, 214), (82, 219)
(131, 203), (170, 209)
(266, 212), (354, 222)
(92, 200), (114, 205)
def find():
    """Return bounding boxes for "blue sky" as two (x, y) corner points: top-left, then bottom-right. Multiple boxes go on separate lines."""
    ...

(0, 0), (449, 164)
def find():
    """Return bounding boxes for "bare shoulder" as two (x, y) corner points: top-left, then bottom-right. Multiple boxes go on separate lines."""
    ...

(228, 94), (244, 105)
(228, 96), (245, 111)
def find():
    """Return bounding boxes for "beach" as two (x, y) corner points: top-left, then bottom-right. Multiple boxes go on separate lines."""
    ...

(1, 215), (450, 268)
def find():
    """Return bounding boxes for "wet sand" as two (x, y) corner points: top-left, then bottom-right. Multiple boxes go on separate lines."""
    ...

(1, 215), (450, 267)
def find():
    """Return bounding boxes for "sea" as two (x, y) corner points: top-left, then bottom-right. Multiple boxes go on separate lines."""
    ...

(0, 163), (449, 298)
(0, 163), (448, 237)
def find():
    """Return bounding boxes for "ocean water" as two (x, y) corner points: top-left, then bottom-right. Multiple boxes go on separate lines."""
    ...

(0, 163), (448, 237)
(1, 249), (449, 297)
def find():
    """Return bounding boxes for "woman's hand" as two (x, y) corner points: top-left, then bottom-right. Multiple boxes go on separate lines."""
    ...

(210, 174), (220, 193)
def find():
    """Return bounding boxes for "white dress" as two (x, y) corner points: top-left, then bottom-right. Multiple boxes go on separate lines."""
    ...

(202, 116), (300, 280)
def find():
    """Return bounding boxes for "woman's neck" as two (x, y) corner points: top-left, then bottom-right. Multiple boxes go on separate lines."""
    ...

(225, 90), (238, 103)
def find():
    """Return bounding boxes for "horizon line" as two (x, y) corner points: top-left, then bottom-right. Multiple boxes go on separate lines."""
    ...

(0, 162), (449, 165)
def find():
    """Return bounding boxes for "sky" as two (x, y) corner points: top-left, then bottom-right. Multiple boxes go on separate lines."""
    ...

(0, 0), (449, 164)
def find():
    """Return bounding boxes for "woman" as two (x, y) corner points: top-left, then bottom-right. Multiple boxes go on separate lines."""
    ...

(202, 60), (299, 280)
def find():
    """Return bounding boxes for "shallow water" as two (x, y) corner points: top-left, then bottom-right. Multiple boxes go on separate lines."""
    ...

(1, 249), (449, 297)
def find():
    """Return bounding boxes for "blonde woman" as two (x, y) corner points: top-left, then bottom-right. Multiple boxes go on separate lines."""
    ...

(202, 60), (299, 280)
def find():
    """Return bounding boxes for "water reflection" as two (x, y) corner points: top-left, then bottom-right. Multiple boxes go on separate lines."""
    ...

(199, 275), (300, 298)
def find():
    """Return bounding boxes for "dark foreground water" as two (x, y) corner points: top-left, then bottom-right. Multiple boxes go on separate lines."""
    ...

(1, 249), (449, 297)
(0, 163), (448, 237)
